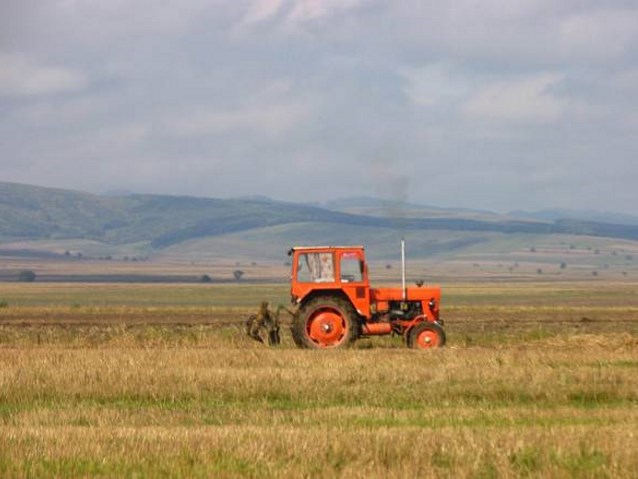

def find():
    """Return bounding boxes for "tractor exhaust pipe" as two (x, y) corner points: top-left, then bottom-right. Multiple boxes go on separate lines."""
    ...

(401, 238), (406, 301)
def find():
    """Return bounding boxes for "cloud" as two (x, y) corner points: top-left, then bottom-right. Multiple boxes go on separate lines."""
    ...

(1, 1), (637, 214)
(238, 0), (366, 30)
(14, 95), (111, 125)
(462, 73), (565, 124)
(286, 0), (365, 23)
(0, 53), (87, 97)
(239, 0), (286, 26)
(164, 79), (312, 138)
(558, 8), (638, 61)
(401, 63), (469, 107)
(166, 102), (311, 137)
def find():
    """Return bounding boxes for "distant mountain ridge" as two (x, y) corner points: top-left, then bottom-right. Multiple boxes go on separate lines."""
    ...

(324, 196), (499, 217)
(325, 196), (638, 225)
(509, 208), (638, 226)
(1, 182), (638, 250)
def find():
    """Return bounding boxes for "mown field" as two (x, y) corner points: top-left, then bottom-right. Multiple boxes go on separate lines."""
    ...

(0, 281), (637, 477)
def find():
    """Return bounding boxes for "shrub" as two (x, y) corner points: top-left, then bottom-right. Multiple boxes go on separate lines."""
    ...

(17, 270), (36, 282)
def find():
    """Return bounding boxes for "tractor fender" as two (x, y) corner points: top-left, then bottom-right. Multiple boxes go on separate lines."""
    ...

(298, 288), (369, 318)
(297, 289), (356, 313)
(399, 314), (438, 334)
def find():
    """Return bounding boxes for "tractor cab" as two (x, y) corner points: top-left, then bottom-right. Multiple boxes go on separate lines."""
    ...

(290, 246), (372, 317)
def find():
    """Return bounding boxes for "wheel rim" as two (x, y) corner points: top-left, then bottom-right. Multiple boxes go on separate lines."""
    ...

(307, 308), (347, 347)
(415, 328), (440, 349)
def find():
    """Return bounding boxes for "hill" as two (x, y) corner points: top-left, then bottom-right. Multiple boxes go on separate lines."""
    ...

(509, 208), (638, 226)
(1, 182), (638, 265)
(323, 196), (505, 221)
(0, 181), (355, 246)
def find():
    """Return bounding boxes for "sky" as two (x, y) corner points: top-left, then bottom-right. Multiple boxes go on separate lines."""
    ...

(1, 0), (637, 214)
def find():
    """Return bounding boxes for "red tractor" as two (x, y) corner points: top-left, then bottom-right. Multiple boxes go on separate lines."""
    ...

(288, 243), (445, 349)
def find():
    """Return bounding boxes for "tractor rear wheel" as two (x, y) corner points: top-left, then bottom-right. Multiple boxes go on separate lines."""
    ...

(291, 296), (358, 349)
(407, 322), (446, 349)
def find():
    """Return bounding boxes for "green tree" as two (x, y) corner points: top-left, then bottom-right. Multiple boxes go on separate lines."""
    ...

(17, 270), (36, 282)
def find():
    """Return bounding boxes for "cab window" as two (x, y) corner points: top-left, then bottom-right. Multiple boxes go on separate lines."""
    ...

(296, 252), (335, 283)
(340, 253), (363, 283)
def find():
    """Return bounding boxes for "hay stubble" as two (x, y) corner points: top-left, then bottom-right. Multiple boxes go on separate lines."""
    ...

(0, 282), (637, 477)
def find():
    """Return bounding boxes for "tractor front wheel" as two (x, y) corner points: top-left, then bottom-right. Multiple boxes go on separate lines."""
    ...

(291, 296), (357, 349)
(407, 322), (446, 349)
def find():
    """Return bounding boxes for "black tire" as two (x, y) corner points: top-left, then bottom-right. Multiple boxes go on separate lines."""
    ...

(407, 322), (446, 349)
(291, 296), (358, 349)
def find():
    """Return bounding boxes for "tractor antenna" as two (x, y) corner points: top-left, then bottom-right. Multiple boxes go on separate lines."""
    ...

(401, 238), (406, 300)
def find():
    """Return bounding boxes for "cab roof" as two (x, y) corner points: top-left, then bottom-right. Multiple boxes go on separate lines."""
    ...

(288, 246), (365, 256)
(291, 245), (365, 250)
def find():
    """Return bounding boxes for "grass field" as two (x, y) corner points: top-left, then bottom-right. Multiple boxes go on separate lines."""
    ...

(1, 281), (637, 477)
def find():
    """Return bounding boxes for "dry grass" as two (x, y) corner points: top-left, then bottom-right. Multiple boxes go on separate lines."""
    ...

(0, 282), (637, 477)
